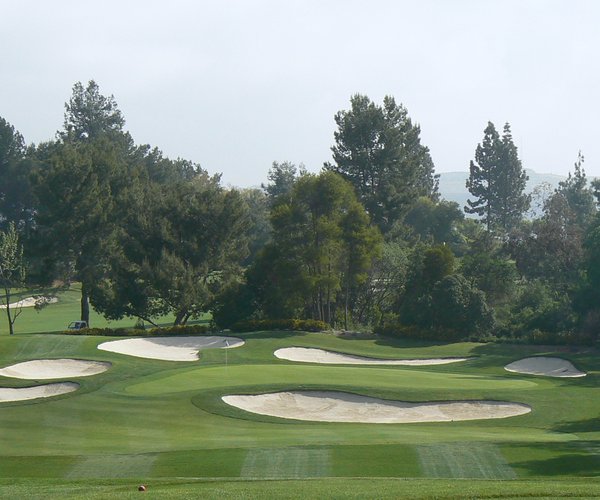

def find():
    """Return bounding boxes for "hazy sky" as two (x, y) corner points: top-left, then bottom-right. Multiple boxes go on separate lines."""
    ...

(1, 0), (599, 186)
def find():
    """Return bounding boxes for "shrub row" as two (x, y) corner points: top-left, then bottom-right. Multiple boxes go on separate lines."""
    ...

(375, 323), (595, 346)
(527, 329), (594, 346)
(230, 318), (328, 333)
(62, 324), (212, 336)
(374, 323), (466, 342)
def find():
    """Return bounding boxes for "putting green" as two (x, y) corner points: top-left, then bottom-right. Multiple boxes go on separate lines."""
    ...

(125, 364), (539, 396)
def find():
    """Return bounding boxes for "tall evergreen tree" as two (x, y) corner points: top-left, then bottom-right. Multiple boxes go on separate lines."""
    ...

(556, 151), (596, 227)
(60, 81), (125, 141)
(32, 81), (131, 325)
(327, 94), (438, 233)
(0, 117), (36, 232)
(465, 122), (529, 232)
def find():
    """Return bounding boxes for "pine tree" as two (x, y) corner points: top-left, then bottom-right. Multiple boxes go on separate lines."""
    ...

(465, 122), (500, 230)
(465, 122), (529, 232)
(328, 94), (438, 233)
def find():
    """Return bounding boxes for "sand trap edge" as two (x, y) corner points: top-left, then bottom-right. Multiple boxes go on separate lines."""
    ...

(0, 382), (79, 403)
(0, 359), (112, 380)
(274, 347), (472, 366)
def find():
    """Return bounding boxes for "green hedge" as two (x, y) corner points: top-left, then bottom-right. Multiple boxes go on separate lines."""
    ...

(374, 323), (464, 342)
(527, 329), (594, 346)
(375, 323), (595, 346)
(62, 324), (212, 337)
(230, 318), (328, 333)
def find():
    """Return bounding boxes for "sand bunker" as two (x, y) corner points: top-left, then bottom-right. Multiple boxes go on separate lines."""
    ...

(504, 357), (586, 378)
(0, 296), (57, 309)
(97, 336), (244, 361)
(0, 359), (111, 380)
(274, 347), (470, 366)
(0, 382), (78, 402)
(223, 391), (531, 423)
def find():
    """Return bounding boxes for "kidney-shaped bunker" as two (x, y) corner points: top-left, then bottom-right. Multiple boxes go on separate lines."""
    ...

(222, 391), (531, 423)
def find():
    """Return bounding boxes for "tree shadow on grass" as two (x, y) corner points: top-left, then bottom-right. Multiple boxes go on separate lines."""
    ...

(371, 335), (453, 349)
(553, 417), (600, 434)
(509, 441), (600, 477)
(235, 330), (308, 341)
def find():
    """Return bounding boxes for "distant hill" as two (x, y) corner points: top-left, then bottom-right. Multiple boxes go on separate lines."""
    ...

(437, 169), (566, 215)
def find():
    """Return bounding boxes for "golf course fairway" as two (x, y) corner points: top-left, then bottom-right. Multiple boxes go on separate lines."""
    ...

(0, 330), (598, 498)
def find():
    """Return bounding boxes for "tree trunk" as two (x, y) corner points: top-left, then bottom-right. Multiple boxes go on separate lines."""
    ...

(81, 283), (90, 326)
(174, 309), (187, 326)
(5, 288), (13, 335)
(344, 282), (349, 331)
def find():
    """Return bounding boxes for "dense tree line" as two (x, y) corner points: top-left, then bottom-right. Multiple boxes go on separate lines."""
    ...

(0, 83), (599, 344)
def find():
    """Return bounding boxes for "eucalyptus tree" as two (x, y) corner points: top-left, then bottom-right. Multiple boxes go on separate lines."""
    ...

(265, 171), (382, 325)
(508, 152), (595, 292)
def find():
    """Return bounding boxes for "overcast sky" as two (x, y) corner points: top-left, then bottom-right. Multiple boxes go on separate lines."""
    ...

(1, 0), (599, 187)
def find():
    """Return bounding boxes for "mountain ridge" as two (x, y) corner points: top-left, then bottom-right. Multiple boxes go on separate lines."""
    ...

(438, 169), (567, 211)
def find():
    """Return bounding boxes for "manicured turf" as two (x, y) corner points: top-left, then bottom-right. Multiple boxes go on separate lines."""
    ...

(0, 315), (598, 497)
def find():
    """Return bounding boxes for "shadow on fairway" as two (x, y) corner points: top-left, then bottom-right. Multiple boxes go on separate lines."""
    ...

(371, 336), (450, 348)
(510, 442), (600, 477)
(553, 417), (600, 434)
(237, 330), (308, 340)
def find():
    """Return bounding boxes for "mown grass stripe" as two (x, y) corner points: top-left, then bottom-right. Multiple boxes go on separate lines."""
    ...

(241, 447), (330, 478)
(417, 442), (515, 479)
(66, 453), (157, 478)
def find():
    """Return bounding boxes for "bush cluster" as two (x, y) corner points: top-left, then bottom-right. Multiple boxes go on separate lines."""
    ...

(62, 324), (212, 336)
(374, 322), (465, 342)
(527, 329), (594, 346)
(375, 322), (595, 346)
(230, 318), (328, 332)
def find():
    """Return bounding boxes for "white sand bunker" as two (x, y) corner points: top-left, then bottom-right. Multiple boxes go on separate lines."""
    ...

(98, 336), (244, 361)
(0, 296), (57, 309)
(0, 359), (111, 380)
(222, 391), (531, 423)
(504, 357), (586, 378)
(275, 347), (470, 366)
(0, 382), (78, 402)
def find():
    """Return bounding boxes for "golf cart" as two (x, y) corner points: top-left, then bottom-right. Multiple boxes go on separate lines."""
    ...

(68, 321), (88, 330)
